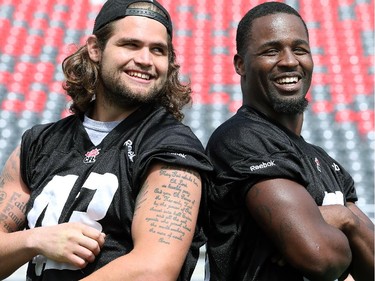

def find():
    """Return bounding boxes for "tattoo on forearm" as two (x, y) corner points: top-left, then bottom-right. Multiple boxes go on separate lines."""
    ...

(137, 166), (199, 245)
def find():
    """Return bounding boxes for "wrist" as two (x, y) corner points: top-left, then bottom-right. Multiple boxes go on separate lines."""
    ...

(25, 228), (41, 257)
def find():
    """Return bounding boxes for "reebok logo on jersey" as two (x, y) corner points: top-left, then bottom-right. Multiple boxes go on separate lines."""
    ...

(250, 160), (275, 171)
(124, 140), (136, 162)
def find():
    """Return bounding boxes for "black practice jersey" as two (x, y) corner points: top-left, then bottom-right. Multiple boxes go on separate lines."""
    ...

(205, 106), (357, 281)
(20, 104), (212, 281)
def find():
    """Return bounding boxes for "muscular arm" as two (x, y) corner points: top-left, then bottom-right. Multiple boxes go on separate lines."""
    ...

(0, 147), (33, 279)
(346, 202), (374, 281)
(81, 162), (202, 281)
(0, 147), (105, 280)
(320, 202), (374, 281)
(246, 178), (352, 281)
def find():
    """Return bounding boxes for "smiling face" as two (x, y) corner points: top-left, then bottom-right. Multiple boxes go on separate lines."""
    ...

(90, 15), (169, 109)
(235, 13), (313, 115)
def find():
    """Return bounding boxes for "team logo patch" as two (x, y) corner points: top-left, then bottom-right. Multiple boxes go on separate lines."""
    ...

(315, 157), (321, 172)
(83, 148), (101, 164)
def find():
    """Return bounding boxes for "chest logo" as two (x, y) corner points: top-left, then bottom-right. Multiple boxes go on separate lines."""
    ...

(84, 148), (101, 164)
(314, 157), (321, 172)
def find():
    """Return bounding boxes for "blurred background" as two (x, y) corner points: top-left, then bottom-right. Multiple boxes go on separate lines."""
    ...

(0, 0), (373, 280)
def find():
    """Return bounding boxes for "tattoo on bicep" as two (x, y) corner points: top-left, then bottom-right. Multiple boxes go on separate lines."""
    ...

(0, 192), (26, 232)
(146, 166), (199, 245)
(249, 186), (272, 224)
(0, 148), (25, 232)
(0, 147), (19, 190)
(254, 205), (272, 225)
(278, 220), (293, 252)
(0, 161), (16, 206)
(134, 180), (150, 216)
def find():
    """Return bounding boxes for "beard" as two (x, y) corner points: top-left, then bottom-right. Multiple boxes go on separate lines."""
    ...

(99, 68), (165, 109)
(271, 95), (309, 114)
(267, 88), (309, 114)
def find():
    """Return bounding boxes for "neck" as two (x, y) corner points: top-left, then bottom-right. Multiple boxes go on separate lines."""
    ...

(247, 104), (304, 135)
(274, 113), (304, 135)
(88, 96), (139, 122)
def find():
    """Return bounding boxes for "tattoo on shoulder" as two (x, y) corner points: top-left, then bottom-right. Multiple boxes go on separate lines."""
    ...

(137, 166), (200, 245)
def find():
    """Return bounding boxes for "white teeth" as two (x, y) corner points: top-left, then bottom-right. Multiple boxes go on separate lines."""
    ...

(128, 71), (150, 80)
(276, 77), (299, 84)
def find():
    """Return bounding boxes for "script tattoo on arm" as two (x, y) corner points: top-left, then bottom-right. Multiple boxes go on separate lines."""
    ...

(135, 165), (200, 245)
(0, 147), (27, 232)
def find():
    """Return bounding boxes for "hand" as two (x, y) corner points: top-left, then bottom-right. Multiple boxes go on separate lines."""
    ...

(32, 222), (106, 268)
(318, 204), (355, 232)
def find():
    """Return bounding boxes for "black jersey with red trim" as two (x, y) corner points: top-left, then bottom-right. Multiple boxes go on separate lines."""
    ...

(205, 105), (357, 281)
(20, 104), (212, 281)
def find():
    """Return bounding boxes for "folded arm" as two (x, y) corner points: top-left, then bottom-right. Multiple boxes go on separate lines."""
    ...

(246, 178), (352, 281)
(320, 202), (374, 281)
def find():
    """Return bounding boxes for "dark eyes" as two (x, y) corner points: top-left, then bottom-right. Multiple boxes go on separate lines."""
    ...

(263, 49), (279, 56)
(152, 47), (166, 55)
(263, 47), (310, 56)
(294, 48), (310, 55)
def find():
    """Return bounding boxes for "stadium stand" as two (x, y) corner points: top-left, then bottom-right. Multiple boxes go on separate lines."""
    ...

(1, 0), (374, 280)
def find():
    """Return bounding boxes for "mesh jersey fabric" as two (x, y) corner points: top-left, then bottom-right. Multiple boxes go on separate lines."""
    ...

(205, 105), (357, 281)
(20, 104), (212, 281)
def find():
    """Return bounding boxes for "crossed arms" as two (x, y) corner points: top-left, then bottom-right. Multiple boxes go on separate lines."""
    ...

(246, 178), (374, 281)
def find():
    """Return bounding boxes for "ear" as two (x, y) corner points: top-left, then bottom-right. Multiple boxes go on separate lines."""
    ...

(87, 35), (102, 62)
(234, 54), (245, 76)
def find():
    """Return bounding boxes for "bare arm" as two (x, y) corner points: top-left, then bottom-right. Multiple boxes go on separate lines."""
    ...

(0, 146), (34, 279)
(246, 178), (352, 281)
(81, 162), (202, 281)
(320, 202), (374, 281)
(0, 147), (105, 279)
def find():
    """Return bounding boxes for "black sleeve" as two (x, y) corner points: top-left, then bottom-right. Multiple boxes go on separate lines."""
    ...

(132, 123), (212, 188)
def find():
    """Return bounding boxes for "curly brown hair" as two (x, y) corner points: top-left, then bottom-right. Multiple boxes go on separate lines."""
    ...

(62, 6), (191, 121)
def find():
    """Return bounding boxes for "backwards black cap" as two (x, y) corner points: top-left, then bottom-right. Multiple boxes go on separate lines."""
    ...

(93, 0), (173, 38)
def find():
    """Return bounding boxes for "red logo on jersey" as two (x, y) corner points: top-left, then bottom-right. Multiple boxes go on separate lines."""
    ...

(315, 157), (321, 172)
(84, 148), (101, 164)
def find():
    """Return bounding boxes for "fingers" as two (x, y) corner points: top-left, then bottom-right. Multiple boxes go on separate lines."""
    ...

(36, 222), (106, 268)
(78, 230), (105, 257)
(69, 252), (90, 269)
(73, 245), (96, 266)
(67, 230), (105, 268)
(82, 226), (106, 249)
